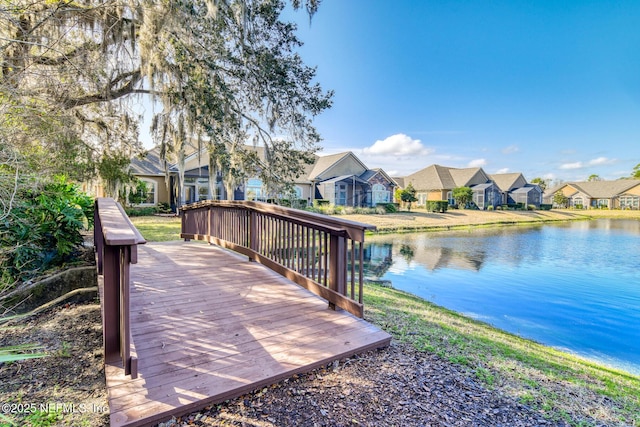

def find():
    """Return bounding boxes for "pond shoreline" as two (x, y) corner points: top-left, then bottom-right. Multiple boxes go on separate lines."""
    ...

(338, 208), (640, 233)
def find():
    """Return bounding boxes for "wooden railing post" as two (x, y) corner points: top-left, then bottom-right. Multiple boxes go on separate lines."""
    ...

(102, 244), (120, 363)
(95, 198), (145, 379)
(182, 208), (190, 242)
(120, 245), (132, 376)
(94, 202), (104, 275)
(328, 234), (347, 311)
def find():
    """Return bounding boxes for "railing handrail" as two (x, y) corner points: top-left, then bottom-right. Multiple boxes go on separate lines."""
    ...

(180, 200), (376, 241)
(94, 197), (145, 379)
(180, 200), (375, 317)
(97, 198), (147, 246)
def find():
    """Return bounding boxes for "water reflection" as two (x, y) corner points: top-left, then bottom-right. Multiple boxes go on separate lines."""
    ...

(363, 219), (640, 375)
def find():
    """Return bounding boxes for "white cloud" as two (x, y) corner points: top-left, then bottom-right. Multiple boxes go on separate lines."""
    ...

(559, 157), (615, 170)
(467, 158), (487, 168)
(559, 162), (584, 170)
(588, 157), (615, 166)
(362, 133), (432, 157)
(502, 145), (519, 154)
(495, 168), (510, 174)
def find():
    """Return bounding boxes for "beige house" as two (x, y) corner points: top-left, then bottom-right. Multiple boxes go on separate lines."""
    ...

(128, 148), (170, 206)
(400, 165), (503, 209)
(396, 165), (542, 209)
(545, 180), (640, 209)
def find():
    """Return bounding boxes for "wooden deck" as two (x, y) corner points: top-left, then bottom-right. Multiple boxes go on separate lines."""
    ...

(104, 241), (391, 427)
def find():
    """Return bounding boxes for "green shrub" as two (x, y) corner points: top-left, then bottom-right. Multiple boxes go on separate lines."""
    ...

(125, 206), (158, 216)
(1, 176), (93, 292)
(157, 202), (172, 213)
(306, 203), (336, 215)
(426, 201), (448, 213)
(269, 198), (307, 209)
(314, 199), (330, 207)
(539, 204), (553, 210)
(376, 203), (398, 213)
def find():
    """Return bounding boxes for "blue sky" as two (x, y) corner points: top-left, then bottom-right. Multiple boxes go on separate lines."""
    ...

(283, 0), (640, 183)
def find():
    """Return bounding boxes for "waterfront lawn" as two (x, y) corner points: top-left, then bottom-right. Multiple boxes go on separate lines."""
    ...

(130, 215), (181, 241)
(364, 282), (640, 426)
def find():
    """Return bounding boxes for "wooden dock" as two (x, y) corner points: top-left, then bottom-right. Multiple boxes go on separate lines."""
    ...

(104, 241), (391, 427)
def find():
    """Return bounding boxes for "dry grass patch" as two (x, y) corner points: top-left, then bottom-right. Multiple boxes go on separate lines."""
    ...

(339, 209), (640, 233)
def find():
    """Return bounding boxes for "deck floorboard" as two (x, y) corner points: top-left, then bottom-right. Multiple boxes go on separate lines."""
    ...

(104, 241), (391, 427)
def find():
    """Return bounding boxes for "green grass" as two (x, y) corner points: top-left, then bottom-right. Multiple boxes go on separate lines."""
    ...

(363, 283), (640, 426)
(130, 216), (182, 242)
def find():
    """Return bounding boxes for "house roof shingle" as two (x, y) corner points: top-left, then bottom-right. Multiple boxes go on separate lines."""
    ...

(306, 152), (365, 181)
(488, 173), (525, 192)
(402, 165), (490, 191)
(403, 164), (457, 190)
(449, 167), (484, 187)
(567, 180), (640, 198)
(130, 147), (166, 176)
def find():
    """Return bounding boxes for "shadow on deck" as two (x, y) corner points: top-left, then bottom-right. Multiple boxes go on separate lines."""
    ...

(103, 241), (391, 427)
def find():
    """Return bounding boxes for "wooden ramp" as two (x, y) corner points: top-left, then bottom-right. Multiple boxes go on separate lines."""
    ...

(104, 242), (391, 427)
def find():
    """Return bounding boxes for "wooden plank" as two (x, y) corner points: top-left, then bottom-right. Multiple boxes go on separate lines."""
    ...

(105, 242), (391, 427)
(108, 315), (375, 400)
(108, 329), (390, 427)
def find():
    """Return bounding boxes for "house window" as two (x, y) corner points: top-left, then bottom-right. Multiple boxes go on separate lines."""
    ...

(596, 199), (609, 208)
(372, 184), (390, 204)
(447, 191), (454, 205)
(573, 197), (584, 208)
(246, 178), (263, 201)
(294, 185), (303, 199)
(620, 195), (639, 209)
(130, 179), (156, 205)
(196, 178), (209, 201)
(337, 184), (347, 205)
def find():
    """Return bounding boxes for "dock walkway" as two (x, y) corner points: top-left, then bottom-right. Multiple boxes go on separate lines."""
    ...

(104, 241), (391, 426)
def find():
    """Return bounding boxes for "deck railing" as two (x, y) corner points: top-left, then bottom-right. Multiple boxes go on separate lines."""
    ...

(180, 200), (376, 318)
(94, 198), (146, 379)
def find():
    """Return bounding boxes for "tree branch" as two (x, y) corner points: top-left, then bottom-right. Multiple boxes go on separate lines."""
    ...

(59, 70), (152, 109)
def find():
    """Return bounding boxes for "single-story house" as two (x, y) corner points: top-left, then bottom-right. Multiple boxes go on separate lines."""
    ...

(130, 147), (397, 210)
(544, 180), (640, 209)
(488, 173), (543, 207)
(306, 152), (397, 207)
(400, 164), (504, 210)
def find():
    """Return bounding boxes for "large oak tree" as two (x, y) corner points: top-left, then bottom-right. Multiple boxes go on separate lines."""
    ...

(1, 0), (331, 200)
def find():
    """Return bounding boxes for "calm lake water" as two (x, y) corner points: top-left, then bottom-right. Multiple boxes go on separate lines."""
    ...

(363, 219), (640, 375)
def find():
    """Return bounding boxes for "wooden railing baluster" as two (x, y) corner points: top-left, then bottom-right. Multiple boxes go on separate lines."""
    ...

(179, 201), (375, 318)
